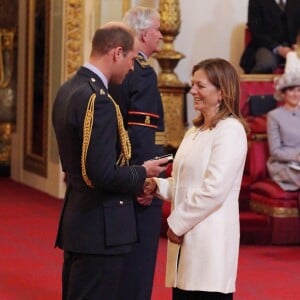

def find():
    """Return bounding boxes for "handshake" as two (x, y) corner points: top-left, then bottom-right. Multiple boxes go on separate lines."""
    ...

(138, 154), (173, 206)
(137, 178), (158, 206)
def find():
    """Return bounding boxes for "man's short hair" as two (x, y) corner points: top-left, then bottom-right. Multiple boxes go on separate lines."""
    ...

(91, 23), (135, 56)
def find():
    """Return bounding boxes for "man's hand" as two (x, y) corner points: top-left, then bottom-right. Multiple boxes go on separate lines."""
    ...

(277, 46), (292, 58)
(142, 158), (168, 177)
(137, 194), (153, 206)
(167, 228), (183, 245)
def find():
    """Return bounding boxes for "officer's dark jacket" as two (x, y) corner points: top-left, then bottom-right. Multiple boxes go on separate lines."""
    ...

(109, 54), (165, 206)
(52, 66), (146, 255)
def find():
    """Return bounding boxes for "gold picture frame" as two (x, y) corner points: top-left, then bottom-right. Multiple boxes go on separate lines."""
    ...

(23, 0), (50, 177)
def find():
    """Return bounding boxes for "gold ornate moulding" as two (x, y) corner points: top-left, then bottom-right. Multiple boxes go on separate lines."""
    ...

(0, 123), (13, 165)
(0, 28), (15, 168)
(0, 29), (14, 89)
(63, 0), (84, 80)
(250, 200), (299, 218)
(155, 0), (189, 150)
(240, 74), (277, 82)
(155, 0), (184, 87)
(23, 0), (84, 177)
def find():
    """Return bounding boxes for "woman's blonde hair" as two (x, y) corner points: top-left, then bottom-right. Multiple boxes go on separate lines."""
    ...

(192, 58), (249, 133)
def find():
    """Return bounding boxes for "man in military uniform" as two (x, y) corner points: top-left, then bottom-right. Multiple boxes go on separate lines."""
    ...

(109, 7), (165, 300)
(52, 22), (168, 300)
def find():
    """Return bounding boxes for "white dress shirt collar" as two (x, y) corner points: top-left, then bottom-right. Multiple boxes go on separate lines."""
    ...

(276, 0), (286, 5)
(84, 63), (108, 89)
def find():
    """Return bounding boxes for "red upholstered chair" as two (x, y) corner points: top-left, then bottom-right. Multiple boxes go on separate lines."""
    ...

(240, 151), (252, 211)
(240, 134), (269, 212)
(244, 25), (252, 47)
(239, 79), (275, 209)
(238, 76), (300, 244)
(249, 139), (300, 245)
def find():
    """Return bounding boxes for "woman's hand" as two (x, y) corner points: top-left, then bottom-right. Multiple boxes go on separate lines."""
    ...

(143, 178), (157, 196)
(137, 178), (157, 206)
(167, 228), (183, 245)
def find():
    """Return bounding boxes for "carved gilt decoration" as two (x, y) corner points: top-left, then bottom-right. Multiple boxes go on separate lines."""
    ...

(160, 89), (186, 148)
(0, 29), (14, 89)
(122, 0), (131, 14)
(0, 29), (15, 124)
(0, 29), (15, 167)
(23, 0), (50, 176)
(63, 0), (84, 80)
(155, 0), (185, 86)
(155, 0), (189, 149)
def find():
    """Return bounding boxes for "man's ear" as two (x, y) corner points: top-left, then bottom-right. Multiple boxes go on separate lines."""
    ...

(113, 46), (123, 61)
(140, 30), (147, 42)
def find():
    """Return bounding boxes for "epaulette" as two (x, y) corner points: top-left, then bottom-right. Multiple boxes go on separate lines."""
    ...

(88, 77), (107, 97)
(136, 54), (150, 68)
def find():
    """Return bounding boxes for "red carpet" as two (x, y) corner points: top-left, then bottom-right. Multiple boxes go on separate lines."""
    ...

(1, 177), (300, 299)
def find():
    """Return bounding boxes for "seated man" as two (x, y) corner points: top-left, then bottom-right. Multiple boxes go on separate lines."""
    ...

(240, 0), (300, 74)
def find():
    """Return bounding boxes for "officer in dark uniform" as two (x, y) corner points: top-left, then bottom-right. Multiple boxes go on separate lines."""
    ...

(52, 22), (167, 300)
(109, 7), (166, 300)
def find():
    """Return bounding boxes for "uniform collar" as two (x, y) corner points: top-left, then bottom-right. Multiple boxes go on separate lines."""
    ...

(84, 62), (108, 89)
(138, 51), (148, 60)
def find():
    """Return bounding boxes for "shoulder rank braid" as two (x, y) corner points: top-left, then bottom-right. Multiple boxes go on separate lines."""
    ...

(136, 54), (149, 68)
(81, 92), (132, 188)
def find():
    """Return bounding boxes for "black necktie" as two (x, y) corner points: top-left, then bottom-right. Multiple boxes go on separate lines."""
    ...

(278, 0), (285, 10)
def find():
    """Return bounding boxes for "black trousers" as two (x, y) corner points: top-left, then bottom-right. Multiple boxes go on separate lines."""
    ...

(251, 47), (283, 74)
(62, 251), (124, 300)
(173, 288), (233, 300)
(116, 203), (162, 300)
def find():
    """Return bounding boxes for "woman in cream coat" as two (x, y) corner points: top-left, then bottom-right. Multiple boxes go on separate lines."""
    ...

(145, 58), (248, 300)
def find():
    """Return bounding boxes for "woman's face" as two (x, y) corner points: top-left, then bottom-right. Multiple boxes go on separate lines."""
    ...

(282, 86), (300, 108)
(190, 69), (222, 116)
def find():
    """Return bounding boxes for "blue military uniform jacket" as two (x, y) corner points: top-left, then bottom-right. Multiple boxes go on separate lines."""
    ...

(52, 66), (146, 255)
(109, 54), (165, 191)
(109, 51), (166, 300)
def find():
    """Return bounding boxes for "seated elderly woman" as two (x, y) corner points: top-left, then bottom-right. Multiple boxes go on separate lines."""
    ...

(267, 72), (300, 191)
